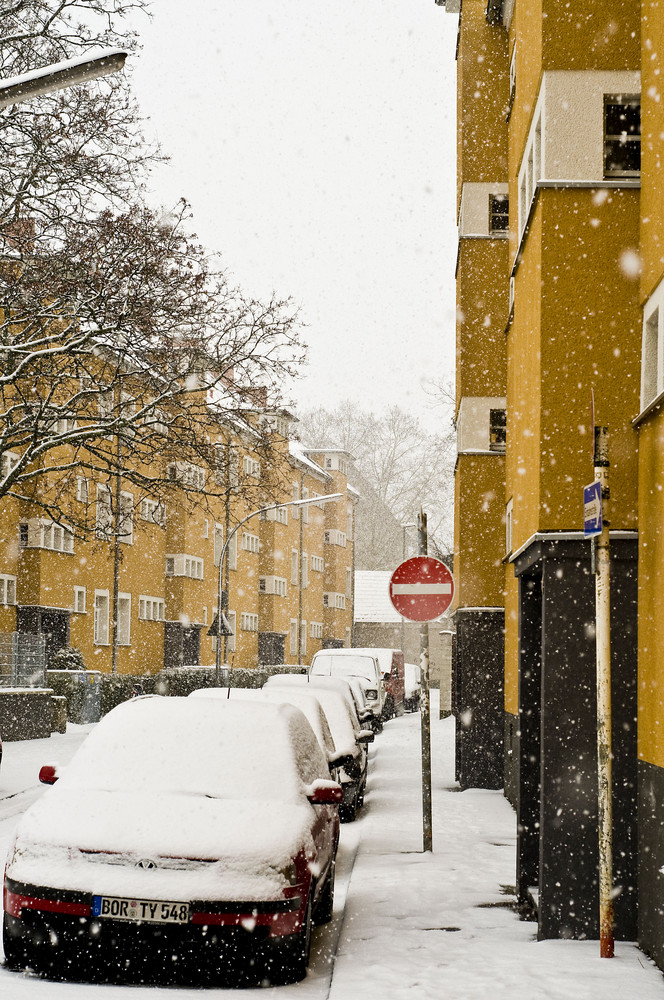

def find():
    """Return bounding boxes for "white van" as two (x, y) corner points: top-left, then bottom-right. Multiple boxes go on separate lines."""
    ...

(309, 649), (385, 722)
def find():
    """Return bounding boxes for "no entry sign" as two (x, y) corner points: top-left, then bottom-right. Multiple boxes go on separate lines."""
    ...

(389, 556), (455, 622)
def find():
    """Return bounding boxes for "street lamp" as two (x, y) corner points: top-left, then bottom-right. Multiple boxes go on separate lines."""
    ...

(0, 48), (128, 109)
(212, 493), (344, 685)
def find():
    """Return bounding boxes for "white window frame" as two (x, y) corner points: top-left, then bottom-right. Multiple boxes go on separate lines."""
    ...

(214, 523), (224, 567)
(301, 553), (308, 589)
(94, 590), (110, 645)
(165, 554), (204, 579)
(73, 586), (86, 614)
(76, 476), (89, 503)
(242, 532), (260, 553)
(640, 279), (664, 413)
(291, 483), (299, 518)
(228, 532), (238, 570)
(140, 498), (165, 526)
(310, 622), (323, 639)
(240, 611), (259, 632)
(117, 593), (131, 646)
(289, 619), (298, 656)
(506, 498), (514, 557)
(311, 554), (325, 573)
(1, 451), (19, 478)
(291, 549), (299, 587)
(226, 610), (236, 653)
(299, 621), (307, 656)
(138, 595), (165, 621)
(301, 487), (309, 523)
(119, 491), (134, 545)
(242, 455), (261, 478)
(96, 484), (112, 539)
(0, 574), (17, 606)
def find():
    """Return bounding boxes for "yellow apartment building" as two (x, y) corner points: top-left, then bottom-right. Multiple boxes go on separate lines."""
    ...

(0, 402), (357, 678)
(447, 0), (646, 947)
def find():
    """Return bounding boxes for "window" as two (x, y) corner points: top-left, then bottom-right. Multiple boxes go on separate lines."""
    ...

(241, 612), (258, 632)
(289, 619), (298, 656)
(140, 498), (165, 526)
(302, 553), (308, 589)
(73, 586), (86, 613)
(262, 505), (288, 524)
(117, 594), (131, 646)
(301, 487), (309, 523)
(0, 575), (17, 606)
(167, 461), (206, 489)
(214, 523), (224, 567)
(324, 529), (347, 547)
(203, 519), (209, 539)
(346, 567), (352, 598)
(506, 498), (514, 557)
(291, 549), (299, 586)
(604, 96), (641, 178)
(299, 621), (307, 656)
(150, 408), (169, 437)
(165, 554), (204, 579)
(242, 455), (261, 478)
(242, 532), (260, 553)
(311, 555), (325, 573)
(20, 519), (74, 552)
(291, 483), (299, 518)
(642, 303), (661, 410)
(119, 491), (133, 544)
(228, 532), (238, 570)
(139, 596), (165, 621)
(259, 576), (288, 597)
(489, 409), (507, 453)
(94, 591), (110, 645)
(1, 451), (19, 478)
(489, 194), (509, 235)
(310, 622), (323, 639)
(323, 592), (346, 610)
(226, 611), (236, 653)
(76, 477), (89, 503)
(96, 485), (112, 538)
(508, 45), (516, 116)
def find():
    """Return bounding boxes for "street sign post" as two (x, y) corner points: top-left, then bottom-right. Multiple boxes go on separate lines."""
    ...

(389, 555), (455, 622)
(584, 480), (602, 538)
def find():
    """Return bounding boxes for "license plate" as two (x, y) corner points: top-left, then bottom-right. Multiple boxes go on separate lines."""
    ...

(92, 895), (190, 925)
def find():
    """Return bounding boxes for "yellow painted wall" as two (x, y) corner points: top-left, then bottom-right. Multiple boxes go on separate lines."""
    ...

(456, 240), (509, 407)
(457, 0), (509, 212)
(640, 0), (664, 301)
(453, 454), (506, 609)
(542, 0), (640, 72)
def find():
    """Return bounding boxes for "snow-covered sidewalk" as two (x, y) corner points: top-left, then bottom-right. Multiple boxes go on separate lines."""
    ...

(329, 699), (664, 1000)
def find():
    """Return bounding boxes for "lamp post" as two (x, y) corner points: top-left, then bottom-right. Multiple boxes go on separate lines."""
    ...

(213, 492), (344, 686)
(0, 48), (128, 109)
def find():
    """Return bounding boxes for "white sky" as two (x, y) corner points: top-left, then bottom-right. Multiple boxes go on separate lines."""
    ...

(128, 1), (459, 429)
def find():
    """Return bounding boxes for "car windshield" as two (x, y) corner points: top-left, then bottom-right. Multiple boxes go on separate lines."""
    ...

(311, 654), (377, 683)
(61, 697), (316, 803)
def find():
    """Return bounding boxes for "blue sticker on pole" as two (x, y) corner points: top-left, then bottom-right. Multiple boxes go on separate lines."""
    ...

(583, 481), (602, 537)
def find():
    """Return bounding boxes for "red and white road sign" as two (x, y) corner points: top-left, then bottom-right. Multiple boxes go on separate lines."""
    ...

(389, 556), (455, 622)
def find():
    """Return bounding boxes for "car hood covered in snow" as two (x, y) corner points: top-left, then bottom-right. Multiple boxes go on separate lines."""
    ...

(8, 787), (316, 901)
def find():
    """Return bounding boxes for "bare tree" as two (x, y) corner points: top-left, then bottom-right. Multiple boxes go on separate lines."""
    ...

(0, 201), (304, 529)
(297, 401), (455, 568)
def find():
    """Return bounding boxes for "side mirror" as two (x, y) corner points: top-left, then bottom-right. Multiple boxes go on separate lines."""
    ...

(329, 753), (353, 772)
(382, 673), (390, 682)
(39, 764), (59, 785)
(357, 730), (375, 745)
(307, 780), (343, 805)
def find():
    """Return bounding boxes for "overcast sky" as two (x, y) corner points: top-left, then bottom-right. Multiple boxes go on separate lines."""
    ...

(128, 1), (459, 430)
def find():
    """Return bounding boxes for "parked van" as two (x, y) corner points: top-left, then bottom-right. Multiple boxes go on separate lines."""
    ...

(309, 649), (385, 723)
(352, 648), (405, 720)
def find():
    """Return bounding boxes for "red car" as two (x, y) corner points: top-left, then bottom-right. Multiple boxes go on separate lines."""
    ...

(3, 696), (341, 985)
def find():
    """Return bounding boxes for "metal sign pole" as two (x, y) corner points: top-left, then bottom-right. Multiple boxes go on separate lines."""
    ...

(418, 508), (433, 853)
(594, 425), (614, 958)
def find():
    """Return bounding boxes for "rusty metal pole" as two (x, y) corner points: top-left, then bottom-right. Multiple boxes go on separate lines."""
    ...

(594, 425), (614, 958)
(418, 508), (433, 852)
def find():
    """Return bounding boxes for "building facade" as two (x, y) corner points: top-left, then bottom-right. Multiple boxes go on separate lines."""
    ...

(447, 0), (664, 955)
(0, 410), (357, 676)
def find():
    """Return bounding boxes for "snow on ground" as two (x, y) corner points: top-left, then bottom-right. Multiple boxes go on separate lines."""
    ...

(0, 697), (663, 998)
(329, 697), (664, 1000)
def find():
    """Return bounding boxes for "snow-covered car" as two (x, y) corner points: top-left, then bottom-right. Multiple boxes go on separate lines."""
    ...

(404, 662), (422, 712)
(264, 674), (374, 822)
(3, 696), (342, 986)
(309, 648), (386, 722)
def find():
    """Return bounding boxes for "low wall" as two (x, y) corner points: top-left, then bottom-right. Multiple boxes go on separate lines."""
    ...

(0, 688), (54, 741)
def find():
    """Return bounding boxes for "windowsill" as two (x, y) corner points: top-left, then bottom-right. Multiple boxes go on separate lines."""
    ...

(633, 389), (664, 427)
